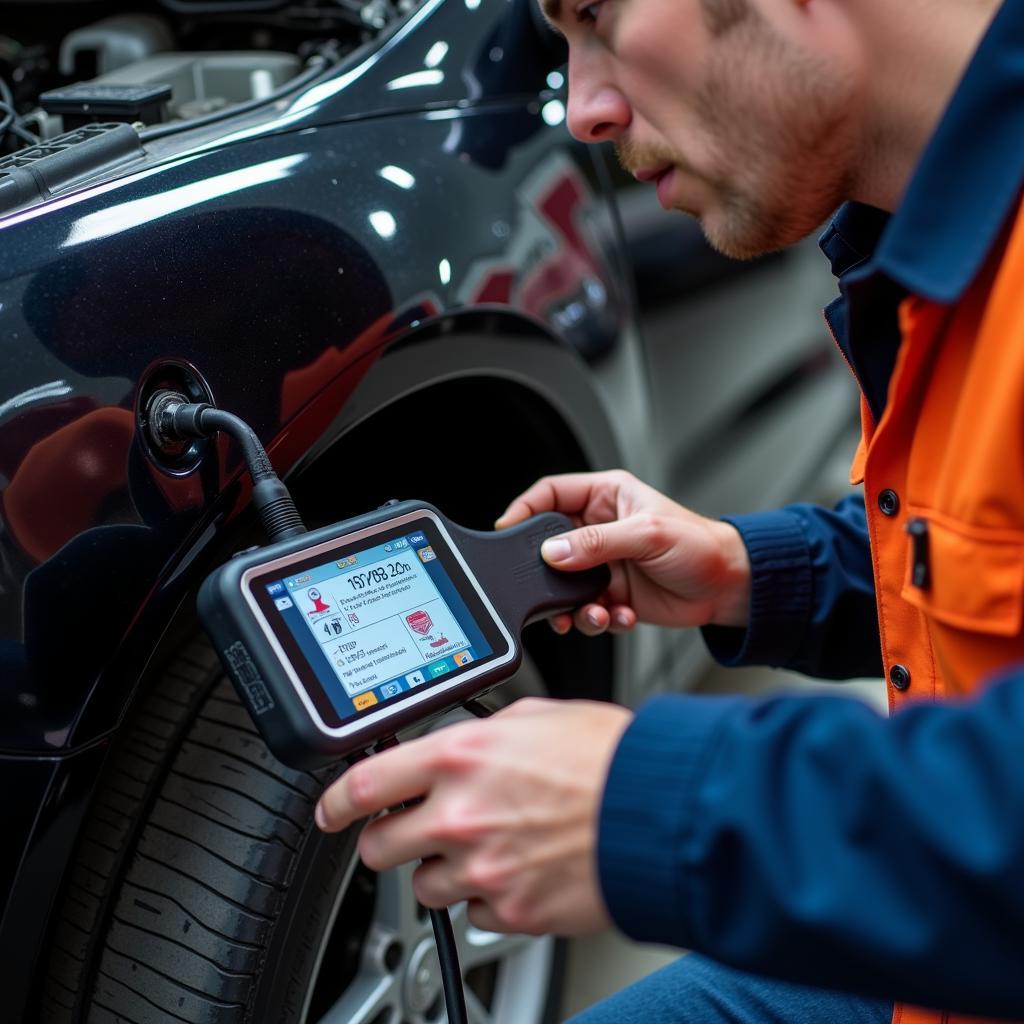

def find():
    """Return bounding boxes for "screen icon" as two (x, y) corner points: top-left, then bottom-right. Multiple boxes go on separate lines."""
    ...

(380, 681), (402, 699)
(354, 692), (378, 710)
(407, 609), (448, 649)
(453, 651), (473, 667)
(429, 661), (451, 678)
(406, 670), (426, 687)
(274, 596), (294, 611)
(418, 545), (437, 563)
(306, 587), (331, 615)
(266, 581), (285, 596)
(322, 617), (344, 638)
(407, 610), (433, 635)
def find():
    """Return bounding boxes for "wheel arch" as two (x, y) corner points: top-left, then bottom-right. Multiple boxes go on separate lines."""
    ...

(283, 328), (622, 704)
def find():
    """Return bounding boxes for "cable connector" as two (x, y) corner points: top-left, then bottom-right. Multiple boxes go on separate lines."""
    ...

(146, 390), (210, 451)
(144, 389), (307, 542)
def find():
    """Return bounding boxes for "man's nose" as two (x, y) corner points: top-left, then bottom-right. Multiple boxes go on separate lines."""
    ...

(565, 78), (631, 143)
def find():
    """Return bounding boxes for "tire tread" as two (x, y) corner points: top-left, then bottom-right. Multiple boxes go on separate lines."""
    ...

(41, 638), (312, 1024)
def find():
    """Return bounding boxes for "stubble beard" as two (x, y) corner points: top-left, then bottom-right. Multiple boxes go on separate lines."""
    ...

(615, 138), (698, 209)
(618, 17), (859, 261)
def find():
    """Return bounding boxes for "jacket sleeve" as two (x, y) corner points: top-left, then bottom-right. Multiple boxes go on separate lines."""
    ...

(701, 494), (883, 679)
(598, 674), (1024, 1018)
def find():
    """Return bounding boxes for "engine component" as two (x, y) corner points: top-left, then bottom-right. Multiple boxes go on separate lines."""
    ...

(58, 15), (174, 79)
(1, 77), (41, 149)
(86, 51), (300, 120)
(40, 83), (172, 130)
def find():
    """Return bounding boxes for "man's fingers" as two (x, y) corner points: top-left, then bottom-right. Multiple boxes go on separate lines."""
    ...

(568, 603), (636, 635)
(495, 496), (540, 529)
(316, 741), (437, 833)
(540, 515), (665, 571)
(548, 603), (636, 636)
(411, 858), (476, 909)
(466, 898), (510, 934)
(548, 612), (573, 635)
(608, 604), (638, 632)
(358, 804), (442, 872)
(495, 472), (627, 528)
(575, 603), (611, 636)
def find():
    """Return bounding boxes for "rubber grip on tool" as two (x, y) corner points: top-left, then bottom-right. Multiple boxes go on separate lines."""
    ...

(447, 512), (611, 632)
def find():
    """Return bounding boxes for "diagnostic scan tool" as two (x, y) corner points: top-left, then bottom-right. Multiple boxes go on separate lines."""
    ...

(199, 501), (608, 768)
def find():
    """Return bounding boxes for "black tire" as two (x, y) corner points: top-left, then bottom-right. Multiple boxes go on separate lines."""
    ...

(42, 636), (567, 1023)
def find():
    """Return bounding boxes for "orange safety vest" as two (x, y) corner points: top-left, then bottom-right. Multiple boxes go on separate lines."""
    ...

(850, 197), (1024, 1024)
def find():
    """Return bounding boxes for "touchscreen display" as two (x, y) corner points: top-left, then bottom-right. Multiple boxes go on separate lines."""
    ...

(252, 524), (500, 726)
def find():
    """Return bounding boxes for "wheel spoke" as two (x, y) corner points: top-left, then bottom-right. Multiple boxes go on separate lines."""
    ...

(460, 928), (535, 972)
(374, 860), (428, 942)
(449, 904), (535, 972)
(314, 971), (397, 1024)
(465, 987), (494, 1024)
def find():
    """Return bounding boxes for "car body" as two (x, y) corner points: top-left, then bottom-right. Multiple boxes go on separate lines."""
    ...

(0, 0), (855, 1019)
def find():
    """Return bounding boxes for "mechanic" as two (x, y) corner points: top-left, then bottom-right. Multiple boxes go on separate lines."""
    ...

(316, 0), (1024, 1021)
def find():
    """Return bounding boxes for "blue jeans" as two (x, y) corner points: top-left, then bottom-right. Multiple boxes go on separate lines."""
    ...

(566, 954), (893, 1024)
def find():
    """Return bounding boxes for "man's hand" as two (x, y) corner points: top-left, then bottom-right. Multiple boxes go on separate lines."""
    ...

(497, 470), (751, 635)
(315, 697), (632, 935)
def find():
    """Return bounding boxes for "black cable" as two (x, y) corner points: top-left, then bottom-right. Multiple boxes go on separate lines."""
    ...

(429, 906), (469, 1024)
(364, 727), (482, 1024)
(145, 391), (306, 542)
(0, 77), (15, 130)
(192, 406), (307, 540)
(426, 700), (493, 1022)
(179, 405), (275, 482)
(5, 118), (39, 145)
(463, 698), (495, 719)
(0, 77), (40, 148)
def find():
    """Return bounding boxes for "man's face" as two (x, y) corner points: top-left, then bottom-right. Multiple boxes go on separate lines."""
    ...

(546, 0), (863, 259)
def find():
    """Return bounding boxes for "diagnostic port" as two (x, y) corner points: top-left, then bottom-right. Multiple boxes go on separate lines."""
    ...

(136, 360), (214, 474)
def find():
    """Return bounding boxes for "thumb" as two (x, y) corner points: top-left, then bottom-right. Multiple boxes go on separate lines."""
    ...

(541, 516), (664, 571)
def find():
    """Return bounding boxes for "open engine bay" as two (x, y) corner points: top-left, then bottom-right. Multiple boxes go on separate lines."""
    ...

(0, 0), (419, 197)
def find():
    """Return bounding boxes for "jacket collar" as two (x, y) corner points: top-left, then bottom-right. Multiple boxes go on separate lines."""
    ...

(819, 203), (889, 279)
(823, 0), (1024, 302)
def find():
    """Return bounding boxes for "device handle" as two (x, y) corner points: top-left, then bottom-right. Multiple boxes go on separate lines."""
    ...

(449, 512), (611, 632)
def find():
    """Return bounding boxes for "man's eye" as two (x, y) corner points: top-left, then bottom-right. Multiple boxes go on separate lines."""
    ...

(575, 1), (603, 23)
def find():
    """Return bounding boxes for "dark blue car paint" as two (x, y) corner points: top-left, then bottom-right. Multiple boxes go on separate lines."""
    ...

(0, 0), (629, 1010)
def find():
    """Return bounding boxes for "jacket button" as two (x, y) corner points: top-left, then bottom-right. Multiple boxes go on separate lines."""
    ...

(878, 489), (900, 516)
(890, 664), (911, 691)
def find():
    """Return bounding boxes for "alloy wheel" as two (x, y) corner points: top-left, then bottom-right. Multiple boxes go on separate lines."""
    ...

(305, 859), (556, 1024)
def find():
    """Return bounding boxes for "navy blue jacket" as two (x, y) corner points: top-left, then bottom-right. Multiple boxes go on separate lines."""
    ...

(596, 3), (1024, 1017)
